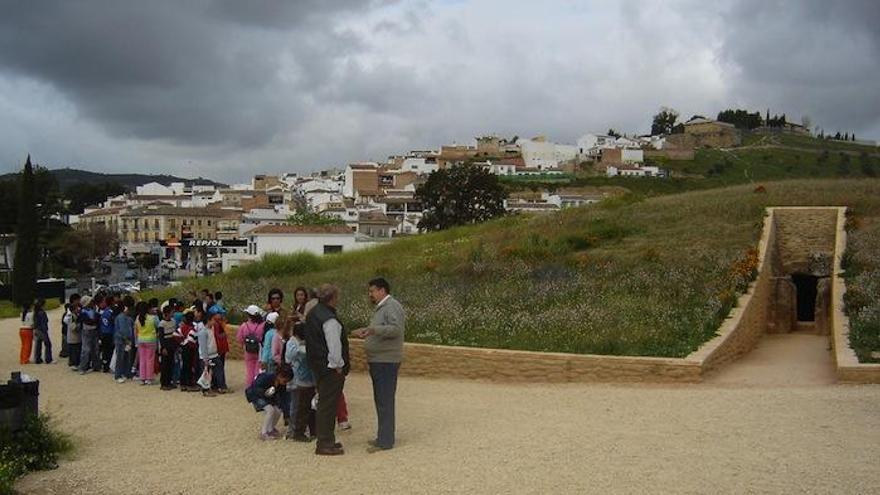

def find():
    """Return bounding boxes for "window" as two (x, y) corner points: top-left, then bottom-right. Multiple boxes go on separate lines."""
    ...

(154, 219), (160, 229)
(323, 245), (343, 254)
(170, 219), (176, 229)
(197, 219), (202, 227)
(207, 220), (212, 226)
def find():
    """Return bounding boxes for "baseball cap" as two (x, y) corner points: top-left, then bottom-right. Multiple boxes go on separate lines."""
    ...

(244, 305), (262, 316)
(266, 312), (279, 324)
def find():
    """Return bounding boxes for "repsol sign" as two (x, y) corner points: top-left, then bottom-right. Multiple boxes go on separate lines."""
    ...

(189, 239), (224, 247)
(161, 239), (247, 248)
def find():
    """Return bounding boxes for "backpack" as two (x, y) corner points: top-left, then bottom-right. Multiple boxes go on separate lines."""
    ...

(243, 323), (260, 354)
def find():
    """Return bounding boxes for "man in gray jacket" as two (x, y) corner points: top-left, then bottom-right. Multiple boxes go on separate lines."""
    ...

(351, 277), (405, 453)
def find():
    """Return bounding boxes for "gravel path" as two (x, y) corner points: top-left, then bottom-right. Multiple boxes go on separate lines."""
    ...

(5, 309), (879, 494)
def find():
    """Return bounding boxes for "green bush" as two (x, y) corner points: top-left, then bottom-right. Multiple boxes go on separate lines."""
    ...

(0, 414), (72, 494)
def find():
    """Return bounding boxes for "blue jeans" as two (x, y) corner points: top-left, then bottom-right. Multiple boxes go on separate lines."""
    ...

(369, 362), (400, 449)
(33, 331), (53, 364)
(211, 355), (227, 390)
(114, 340), (133, 379)
(79, 328), (100, 372)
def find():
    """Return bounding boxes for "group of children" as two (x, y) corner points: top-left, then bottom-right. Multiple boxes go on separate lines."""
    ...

(54, 289), (232, 396)
(241, 287), (351, 441)
(22, 286), (352, 441)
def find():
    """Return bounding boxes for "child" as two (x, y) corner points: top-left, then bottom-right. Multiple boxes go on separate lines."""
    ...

(78, 296), (100, 373)
(19, 303), (34, 365)
(175, 310), (199, 392)
(158, 304), (179, 390)
(113, 299), (135, 383)
(246, 365), (293, 441)
(288, 325), (316, 442)
(31, 299), (52, 364)
(237, 305), (265, 388)
(195, 304), (219, 397)
(211, 313), (230, 394)
(261, 312), (279, 374)
(64, 297), (82, 369)
(213, 291), (227, 314)
(134, 301), (159, 385)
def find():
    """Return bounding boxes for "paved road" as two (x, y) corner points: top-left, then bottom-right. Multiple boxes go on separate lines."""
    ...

(5, 309), (879, 494)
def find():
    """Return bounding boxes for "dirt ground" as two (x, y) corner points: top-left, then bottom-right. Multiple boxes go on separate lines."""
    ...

(4, 309), (879, 494)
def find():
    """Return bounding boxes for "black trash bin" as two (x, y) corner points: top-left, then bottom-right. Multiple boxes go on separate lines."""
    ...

(0, 372), (39, 432)
(0, 383), (26, 432)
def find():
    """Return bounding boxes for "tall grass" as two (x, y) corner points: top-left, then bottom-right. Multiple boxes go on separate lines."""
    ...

(145, 179), (880, 358)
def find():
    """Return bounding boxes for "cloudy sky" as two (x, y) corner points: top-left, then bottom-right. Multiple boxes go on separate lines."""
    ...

(1, 0), (878, 181)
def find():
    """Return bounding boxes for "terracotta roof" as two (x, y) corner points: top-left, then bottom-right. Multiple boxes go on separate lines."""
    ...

(80, 207), (123, 217)
(248, 224), (354, 235)
(120, 206), (224, 217)
(358, 210), (397, 225)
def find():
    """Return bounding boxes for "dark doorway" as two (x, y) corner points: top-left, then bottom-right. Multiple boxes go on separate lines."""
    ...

(791, 274), (818, 322)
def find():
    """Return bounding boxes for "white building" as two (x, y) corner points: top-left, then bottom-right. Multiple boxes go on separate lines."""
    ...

(543, 192), (604, 208)
(517, 137), (578, 170)
(576, 134), (618, 157)
(478, 160), (517, 176)
(621, 148), (645, 164)
(238, 208), (292, 236)
(606, 165), (663, 177)
(135, 182), (175, 196)
(400, 157), (439, 175)
(245, 224), (364, 257)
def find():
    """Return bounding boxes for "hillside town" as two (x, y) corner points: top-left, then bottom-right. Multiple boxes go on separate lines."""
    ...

(64, 115), (827, 276)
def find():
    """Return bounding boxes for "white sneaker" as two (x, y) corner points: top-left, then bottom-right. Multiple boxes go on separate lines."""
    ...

(338, 421), (351, 431)
(116, 377), (126, 384)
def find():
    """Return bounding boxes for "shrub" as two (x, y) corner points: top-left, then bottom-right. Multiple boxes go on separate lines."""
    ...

(0, 414), (72, 495)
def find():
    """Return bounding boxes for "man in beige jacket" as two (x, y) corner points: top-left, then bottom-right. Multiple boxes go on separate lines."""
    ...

(351, 277), (405, 453)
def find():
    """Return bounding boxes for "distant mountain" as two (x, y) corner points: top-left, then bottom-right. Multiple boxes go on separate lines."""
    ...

(0, 167), (227, 191)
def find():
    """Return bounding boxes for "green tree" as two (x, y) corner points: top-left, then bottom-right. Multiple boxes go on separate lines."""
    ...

(607, 128), (621, 138)
(651, 107), (679, 135)
(717, 109), (763, 130)
(416, 164), (507, 231)
(287, 211), (345, 226)
(0, 166), (64, 234)
(13, 156), (39, 305)
(65, 181), (128, 214)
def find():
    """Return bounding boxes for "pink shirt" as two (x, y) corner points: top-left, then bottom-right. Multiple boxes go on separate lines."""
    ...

(236, 321), (265, 351)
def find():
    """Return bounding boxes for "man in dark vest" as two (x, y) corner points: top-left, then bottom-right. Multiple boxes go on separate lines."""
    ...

(305, 283), (350, 456)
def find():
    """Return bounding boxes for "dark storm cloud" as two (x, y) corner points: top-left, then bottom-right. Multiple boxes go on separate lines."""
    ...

(0, 1), (382, 147)
(0, 0), (878, 180)
(719, 0), (880, 133)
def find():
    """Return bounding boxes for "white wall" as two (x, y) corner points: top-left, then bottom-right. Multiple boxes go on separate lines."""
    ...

(250, 233), (364, 257)
(621, 149), (644, 163)
(518, 139), (578, 169)
(400, 157), (439, 175)
(136, 182), (174, 196)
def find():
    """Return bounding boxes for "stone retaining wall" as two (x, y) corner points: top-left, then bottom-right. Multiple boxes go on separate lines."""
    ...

(687, 212), (776, 373)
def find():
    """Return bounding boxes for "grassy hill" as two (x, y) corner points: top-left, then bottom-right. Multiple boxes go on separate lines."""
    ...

(149, 178), (880, 359)
(503, 131), (880, 198)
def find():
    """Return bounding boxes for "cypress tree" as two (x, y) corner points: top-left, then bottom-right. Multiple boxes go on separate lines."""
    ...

(12, 155), (39, 305)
